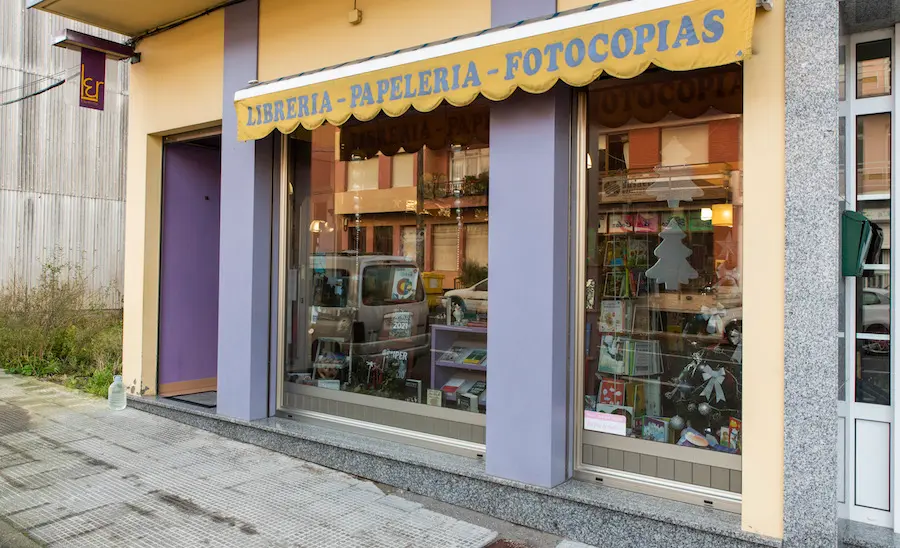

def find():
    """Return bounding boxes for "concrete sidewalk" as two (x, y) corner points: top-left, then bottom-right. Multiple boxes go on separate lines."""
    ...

(0, 372), (506, 547)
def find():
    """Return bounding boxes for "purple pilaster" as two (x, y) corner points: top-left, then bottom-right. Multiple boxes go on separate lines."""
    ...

(217, 0), (273, 421)
(486, 0), (571, 488)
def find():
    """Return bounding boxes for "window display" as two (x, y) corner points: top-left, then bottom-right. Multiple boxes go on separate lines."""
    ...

(281, 103), (490, 423)
(583, 67), (743, 456)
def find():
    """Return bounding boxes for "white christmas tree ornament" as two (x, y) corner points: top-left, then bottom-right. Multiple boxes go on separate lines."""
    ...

(645, 218), (699, 290)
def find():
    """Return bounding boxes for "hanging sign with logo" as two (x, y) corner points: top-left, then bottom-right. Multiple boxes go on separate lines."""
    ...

(79, 48), (105, 110)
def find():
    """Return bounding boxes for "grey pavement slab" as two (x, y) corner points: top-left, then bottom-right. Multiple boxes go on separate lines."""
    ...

(0, 372), (497, 547)
(0, 372), (594, 548)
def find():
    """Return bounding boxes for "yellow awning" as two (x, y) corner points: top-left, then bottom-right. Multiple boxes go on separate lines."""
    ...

(235, 0), (755, 142)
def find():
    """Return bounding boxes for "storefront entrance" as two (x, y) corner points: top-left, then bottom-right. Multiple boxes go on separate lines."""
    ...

(838, 28), (897, 528)
(157, 134), (222, 397)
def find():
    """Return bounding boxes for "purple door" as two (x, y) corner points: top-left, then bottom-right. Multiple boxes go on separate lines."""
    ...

(158, 142), (221, 395)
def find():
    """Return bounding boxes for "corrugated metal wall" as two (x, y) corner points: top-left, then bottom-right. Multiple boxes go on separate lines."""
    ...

(0, 0), (128, 308)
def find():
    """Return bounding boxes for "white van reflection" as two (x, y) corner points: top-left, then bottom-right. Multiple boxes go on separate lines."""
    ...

(307, 253), (431, 363)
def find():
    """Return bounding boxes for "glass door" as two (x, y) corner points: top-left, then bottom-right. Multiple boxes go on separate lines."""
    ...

(838, 28), (896, 529)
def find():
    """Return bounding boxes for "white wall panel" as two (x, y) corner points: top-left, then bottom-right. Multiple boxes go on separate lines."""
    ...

(856, 419), (891, 511)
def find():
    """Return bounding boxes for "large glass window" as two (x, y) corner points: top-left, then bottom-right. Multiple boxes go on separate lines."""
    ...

(583, 68), (743, 459)
(281, 104), (490, 435)
(857, 113), (891, 196)
(857, 39), (891, 99)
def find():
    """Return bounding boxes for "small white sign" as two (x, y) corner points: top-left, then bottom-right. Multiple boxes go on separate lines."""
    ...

(584, 410), (626, 436)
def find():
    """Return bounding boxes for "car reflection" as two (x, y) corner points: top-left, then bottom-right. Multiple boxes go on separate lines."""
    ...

(858, 287), (890, 405)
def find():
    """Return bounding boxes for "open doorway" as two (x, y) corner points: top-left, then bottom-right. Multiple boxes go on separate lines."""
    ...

(157, 134), (222, 405)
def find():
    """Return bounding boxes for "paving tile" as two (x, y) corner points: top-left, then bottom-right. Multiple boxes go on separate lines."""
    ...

(0, 373), (498, 548)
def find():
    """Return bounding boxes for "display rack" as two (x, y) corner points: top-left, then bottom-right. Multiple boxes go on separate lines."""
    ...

(430, 324), (487, 411)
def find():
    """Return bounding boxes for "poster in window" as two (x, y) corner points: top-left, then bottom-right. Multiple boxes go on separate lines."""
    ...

(391, 267), (418, 300)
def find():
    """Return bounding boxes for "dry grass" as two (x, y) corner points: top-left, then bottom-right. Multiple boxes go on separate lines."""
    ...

(0, 257), (122, 397)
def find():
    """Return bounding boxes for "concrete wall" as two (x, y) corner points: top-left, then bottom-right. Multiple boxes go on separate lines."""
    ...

(781, 0), (840, 545)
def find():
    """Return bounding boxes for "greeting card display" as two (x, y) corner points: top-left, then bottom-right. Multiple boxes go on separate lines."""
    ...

(624, 382), (646, 416)
(598, 212), (609, 234)
(627, 239), (649, 267)
(598, 300), (626, 333)
(598, 336), (626, 375)
(631, 212), (660, 233)
(608, 213), (634, 233)
(642, 417), (670, 443)
(598, 378), (625, 405)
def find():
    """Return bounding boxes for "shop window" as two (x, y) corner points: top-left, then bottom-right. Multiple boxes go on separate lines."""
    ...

(348, 156), (380, 191)
(583, 68), (743, 490)
(857, 39), (891, 99)
(392, 153), (415, 188)
(855, 201), (891, 405)
(281, 103), (490, 445)
(857, 113), (891, 196)
(433, 224), (460, 271)
(374, 226), (393, 255)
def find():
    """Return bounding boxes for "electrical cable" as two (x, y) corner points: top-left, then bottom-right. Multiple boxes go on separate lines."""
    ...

(0, 77), (68, 107)
(0, 65), (77, 96)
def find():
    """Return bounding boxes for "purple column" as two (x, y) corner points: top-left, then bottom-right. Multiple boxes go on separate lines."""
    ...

(486, 0), (570, 488)
(217, 0), (273, 421)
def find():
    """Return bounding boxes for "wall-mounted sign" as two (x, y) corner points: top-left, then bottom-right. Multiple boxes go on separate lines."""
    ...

(79, 48), (105, 110)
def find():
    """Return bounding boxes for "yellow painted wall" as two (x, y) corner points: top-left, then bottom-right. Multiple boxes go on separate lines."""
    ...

(557, 0), (610, 12)
(740, 5), (785, 539)
(122, 13), (225, 396)
(258, 0), (491, 82)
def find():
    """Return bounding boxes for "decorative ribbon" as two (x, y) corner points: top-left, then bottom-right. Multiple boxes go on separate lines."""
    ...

(701, 304), (726, 335)
(700, 364), (726, 403)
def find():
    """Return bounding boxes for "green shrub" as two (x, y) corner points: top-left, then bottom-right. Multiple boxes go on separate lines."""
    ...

(0, 256), (122, 397)
(458, 260), (488, 287)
